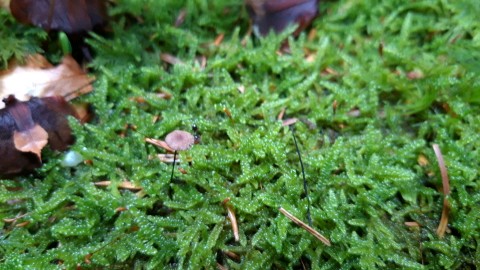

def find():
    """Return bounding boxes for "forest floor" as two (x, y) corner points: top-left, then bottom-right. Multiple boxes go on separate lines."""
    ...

(1, 0), (480, 269)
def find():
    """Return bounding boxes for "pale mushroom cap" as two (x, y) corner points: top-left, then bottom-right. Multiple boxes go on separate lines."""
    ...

(165, 130), (195, 151)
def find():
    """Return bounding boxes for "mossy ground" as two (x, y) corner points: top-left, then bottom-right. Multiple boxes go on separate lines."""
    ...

(1, 0), (480, 269)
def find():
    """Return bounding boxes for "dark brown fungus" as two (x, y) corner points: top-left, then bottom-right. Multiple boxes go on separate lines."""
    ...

(10, 0), (108, 61)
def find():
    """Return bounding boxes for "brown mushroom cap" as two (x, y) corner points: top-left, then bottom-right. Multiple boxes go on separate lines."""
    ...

(165, 130), (194, 151)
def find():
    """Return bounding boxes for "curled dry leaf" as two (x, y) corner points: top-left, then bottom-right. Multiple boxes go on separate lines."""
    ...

(0, 54), (94, 108)
(0, 54), (93, 176)
(13, 124), (49, 159)
(145, 138), (175, 152)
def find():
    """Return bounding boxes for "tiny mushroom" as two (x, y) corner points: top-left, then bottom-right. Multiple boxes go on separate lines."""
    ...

(165, 130), (195, 151)
(164, 130), (195, 181)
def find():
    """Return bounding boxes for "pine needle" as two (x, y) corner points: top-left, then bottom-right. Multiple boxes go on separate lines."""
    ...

(279, 207), (331, 246)
(432, 144), (450, 238)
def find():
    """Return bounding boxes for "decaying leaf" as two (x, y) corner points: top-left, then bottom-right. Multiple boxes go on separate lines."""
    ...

(0, 54), (94, 108)
(0, 95), (76, 176)
(13, 124), (48, 159)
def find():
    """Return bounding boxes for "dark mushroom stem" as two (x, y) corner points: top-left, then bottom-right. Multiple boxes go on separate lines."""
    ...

(170, 150), (177, 182)
(290, 125), (312, 226)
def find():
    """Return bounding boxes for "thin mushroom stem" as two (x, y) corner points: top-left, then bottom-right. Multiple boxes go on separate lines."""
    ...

(290, 125), (312, 226)
(170, 150), (177, 181)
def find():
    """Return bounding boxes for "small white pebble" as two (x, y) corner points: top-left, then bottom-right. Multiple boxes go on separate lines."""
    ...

(61, 150), (84, 167)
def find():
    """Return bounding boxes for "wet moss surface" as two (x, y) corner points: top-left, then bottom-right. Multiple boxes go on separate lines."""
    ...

(1, 0), (480, 269)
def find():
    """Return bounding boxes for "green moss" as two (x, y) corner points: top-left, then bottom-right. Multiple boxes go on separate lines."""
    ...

(1, 0), (480, 269)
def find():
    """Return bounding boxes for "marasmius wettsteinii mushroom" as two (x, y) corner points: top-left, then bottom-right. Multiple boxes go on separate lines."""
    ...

(245, 0), (319, 37)
(10, 0), (108, 61)
(164, 130), (195, 181)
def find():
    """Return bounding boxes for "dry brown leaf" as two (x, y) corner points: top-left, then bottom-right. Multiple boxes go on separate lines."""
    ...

(0, 0), (10, 10)
(94, 180), (142, 191)
(145, 138), (175, 152)
(0, 96), (76, 176)
(13, 124), (48, 159)
(0, 54), (94, 108)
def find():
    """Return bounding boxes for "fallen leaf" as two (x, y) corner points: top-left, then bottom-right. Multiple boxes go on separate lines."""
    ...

(0, 54), (94, 108)
(145, 138), (175, 152)
(13, 124), (48, 159)
(0, 95), (76, 176)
